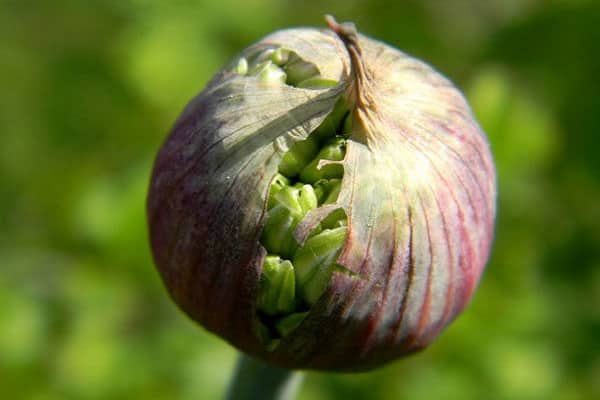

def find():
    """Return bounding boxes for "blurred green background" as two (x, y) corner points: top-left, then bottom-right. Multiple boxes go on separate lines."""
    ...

(1, 0), (598, 399)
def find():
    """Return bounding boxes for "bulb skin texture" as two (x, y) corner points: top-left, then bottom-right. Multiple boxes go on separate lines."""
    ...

(147, 20), (496, 371)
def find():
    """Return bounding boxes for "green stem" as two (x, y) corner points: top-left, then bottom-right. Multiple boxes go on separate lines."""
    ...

(225, 354), (304, 400)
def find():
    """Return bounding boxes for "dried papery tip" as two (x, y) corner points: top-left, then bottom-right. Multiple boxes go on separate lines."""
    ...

(325, 15), (370, 101)
(325, 15), (376, 146)
(325, 15), (358, 41)
(324, 15), (362, 78)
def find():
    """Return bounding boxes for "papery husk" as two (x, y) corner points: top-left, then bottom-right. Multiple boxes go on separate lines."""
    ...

(147, 23), (496, 371)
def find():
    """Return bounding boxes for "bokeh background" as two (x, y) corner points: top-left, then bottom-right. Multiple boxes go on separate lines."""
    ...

(1, 0), (599, 399)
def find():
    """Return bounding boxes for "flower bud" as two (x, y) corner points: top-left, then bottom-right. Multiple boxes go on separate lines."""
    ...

(148, 16), (496, 371)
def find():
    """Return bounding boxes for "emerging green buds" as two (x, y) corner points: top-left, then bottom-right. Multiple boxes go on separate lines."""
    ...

(257, 104), (349, 340)
(148, 17), (496, 371)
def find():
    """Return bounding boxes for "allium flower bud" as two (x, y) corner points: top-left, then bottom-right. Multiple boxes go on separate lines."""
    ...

(147, 16), (496, 371)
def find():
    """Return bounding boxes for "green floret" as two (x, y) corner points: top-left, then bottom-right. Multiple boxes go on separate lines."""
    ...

(299, 136), (346, 183)
(293, 226), (347, 305)
(257, 256), (297, 316)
